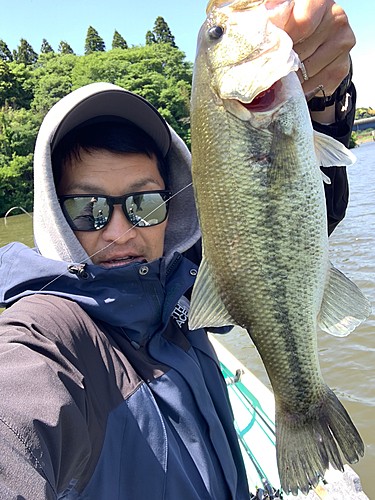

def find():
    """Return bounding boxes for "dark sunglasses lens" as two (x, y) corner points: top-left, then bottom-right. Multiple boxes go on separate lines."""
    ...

(125, 193), (168, 227)
(64, 197), (110, 231)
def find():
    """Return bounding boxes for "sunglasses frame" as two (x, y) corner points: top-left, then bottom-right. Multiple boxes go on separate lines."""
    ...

(59, 190), (172, 232)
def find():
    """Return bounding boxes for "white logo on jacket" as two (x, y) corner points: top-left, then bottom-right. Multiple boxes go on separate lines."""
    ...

(171, 296), (190, 328)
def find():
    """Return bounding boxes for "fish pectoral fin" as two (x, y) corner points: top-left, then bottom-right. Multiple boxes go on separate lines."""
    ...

(314, 130), (356, 168)
(188, 256), (236, 330)
(318, 263), (372, 337)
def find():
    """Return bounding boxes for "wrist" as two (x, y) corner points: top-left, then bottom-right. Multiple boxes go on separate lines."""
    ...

(308, 56), (353, 124)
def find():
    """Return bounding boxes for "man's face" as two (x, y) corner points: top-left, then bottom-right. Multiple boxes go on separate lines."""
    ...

(58, 149), (168, 267)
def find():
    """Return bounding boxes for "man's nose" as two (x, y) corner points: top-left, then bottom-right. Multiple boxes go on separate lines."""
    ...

(101, 205), (136, 243)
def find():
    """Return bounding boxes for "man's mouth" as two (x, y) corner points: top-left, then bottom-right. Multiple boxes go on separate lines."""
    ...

(99, 255), (144, 268)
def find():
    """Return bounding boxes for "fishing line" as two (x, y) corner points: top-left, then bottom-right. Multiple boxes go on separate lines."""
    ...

(37, 182), (194, 293)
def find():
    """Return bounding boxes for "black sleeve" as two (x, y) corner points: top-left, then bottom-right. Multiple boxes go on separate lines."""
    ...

(312, 83), (356, 235)
(0, 296), (94, 500)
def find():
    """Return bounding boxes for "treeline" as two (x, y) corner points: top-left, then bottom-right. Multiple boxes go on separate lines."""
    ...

(350, 107), (375, 147)
(0, 16), (177, 60)
(1, 16), (373, 216)
(355, 107), (375, 120)
(0, 17), (192, 216)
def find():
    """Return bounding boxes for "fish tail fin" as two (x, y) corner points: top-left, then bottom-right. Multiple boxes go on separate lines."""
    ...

(276, 385), (364, 496)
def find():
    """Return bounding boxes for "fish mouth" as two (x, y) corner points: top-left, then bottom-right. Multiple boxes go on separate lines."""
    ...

(240, 80), (281, 112)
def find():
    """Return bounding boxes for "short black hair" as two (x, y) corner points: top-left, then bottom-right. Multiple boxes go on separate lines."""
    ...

(52, 118), (168, 190)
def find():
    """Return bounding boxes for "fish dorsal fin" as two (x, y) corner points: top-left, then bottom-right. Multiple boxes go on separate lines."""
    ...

(188, 255), (236, 330)
(318, 263), (372, 337)
(314, 130), (356, 168)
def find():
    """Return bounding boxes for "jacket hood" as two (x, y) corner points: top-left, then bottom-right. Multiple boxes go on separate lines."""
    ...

(33, 82), (201, 265)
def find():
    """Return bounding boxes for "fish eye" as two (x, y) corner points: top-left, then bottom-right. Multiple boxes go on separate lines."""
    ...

(208, 25), (224, 40)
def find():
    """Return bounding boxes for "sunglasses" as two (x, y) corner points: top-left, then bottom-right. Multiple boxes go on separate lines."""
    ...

(59, 190), (172, 232)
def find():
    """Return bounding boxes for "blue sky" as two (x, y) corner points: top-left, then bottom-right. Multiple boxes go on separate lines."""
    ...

(0, 0), (374, 108)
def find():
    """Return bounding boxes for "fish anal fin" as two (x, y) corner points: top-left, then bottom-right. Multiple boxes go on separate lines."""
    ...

(188, 255), (236, 330)
(318, 263), (372, 337)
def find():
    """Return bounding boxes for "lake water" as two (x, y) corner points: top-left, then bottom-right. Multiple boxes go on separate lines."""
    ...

(0, 142), (374, 495)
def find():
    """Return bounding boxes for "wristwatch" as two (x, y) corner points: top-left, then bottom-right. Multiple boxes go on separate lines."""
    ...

(308, 57), (353, 112)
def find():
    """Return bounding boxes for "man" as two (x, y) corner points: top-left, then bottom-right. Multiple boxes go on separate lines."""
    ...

(0, 2), (356, 498)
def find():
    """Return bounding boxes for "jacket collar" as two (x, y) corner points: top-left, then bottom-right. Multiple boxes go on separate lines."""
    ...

(0, 243), (198, 343)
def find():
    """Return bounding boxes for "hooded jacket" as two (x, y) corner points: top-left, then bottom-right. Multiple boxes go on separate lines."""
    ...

(0, 84), (249, 500)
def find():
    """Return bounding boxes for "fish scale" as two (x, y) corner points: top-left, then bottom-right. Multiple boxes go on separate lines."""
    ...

(189, 0), (369, 495)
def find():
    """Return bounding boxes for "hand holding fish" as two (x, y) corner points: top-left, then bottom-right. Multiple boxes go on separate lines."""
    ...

(285, 0), (355, 97)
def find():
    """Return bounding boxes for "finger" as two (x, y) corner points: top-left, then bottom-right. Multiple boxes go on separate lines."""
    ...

(298, 37), (353, 86)
(296, 21), (354, 94)
(284, 0), (328, 43)
(294, 2), (355, 94)
(293, 3), (354, 64)
(298, 53), (351, 95)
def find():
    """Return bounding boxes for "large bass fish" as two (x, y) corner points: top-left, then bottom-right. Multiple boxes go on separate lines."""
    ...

(188, 0), (371, 495)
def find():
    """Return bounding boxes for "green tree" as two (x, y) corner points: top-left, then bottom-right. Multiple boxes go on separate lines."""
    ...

(71, 44), (191, 144)
(355, 107), (375, 120)
(0, 39), (13, 62)
(58, 41), (75, 55)
(0, 61), (15, 107)
(40, 39), (54, 54)
(112, 30), (128, 50)
(84, 26), (106, 55)
(0, 152), (34, 215)
(31, 52), (76, 112)
(145, 30), (156, 45)
(9, 62), (34, 108)
(0, 61), (34, 109)
(0, 107), (43, 215)
(13, 38), (38, 65)
(0, 107), (43, 157)
(349, 132), (357, 149)
(152, 17), (177, 48)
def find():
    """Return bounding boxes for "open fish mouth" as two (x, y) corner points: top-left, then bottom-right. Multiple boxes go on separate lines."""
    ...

(239, 80), (281, 112)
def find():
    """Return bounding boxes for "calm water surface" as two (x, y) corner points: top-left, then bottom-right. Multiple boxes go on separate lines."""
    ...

(0, 142), (374, 495)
